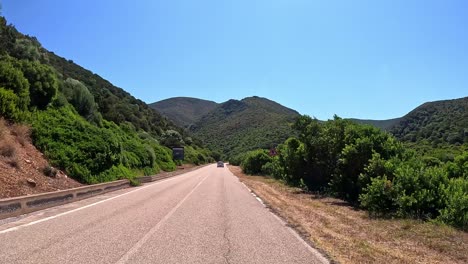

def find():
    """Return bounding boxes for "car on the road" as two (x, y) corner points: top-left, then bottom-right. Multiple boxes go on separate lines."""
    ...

(217, 161), (224, 167)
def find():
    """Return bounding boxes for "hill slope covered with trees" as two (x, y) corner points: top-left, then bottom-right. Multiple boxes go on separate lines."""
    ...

(149, 97), (218, 128)
(390, 97), (468, 145)
(189, 96), (300, 159)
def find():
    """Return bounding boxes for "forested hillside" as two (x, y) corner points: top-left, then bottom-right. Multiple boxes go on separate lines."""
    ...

(349, 117), (402, 131)
(391, 97), (468, 145)
(150, 97), (218, 128)
(0, 16), (213, 184)
(190, 96), (300, 159)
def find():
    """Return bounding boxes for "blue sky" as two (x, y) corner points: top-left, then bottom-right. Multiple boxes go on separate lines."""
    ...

(2, 0), (467, 120)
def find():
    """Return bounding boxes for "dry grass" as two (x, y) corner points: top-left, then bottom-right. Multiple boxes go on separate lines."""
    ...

(228, 165), (468, 264)
(0, 118), (7, 139)
(10, 123), (30, 146)
(0, 138), (20, 169)
(0, 138), (16, 158)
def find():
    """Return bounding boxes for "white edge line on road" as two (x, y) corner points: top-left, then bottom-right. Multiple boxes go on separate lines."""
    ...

(241, 181), (329, 264)
(0, 174), (188, 235)
(115, 174), (210, 264)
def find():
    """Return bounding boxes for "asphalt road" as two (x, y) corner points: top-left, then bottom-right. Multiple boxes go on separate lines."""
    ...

(0, 164), (328, 264)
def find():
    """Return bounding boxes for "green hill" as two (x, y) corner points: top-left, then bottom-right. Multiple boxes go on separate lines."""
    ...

(149, 97), (218, 128)
(190, 96), (300, 158)
(349, 117), (402, 131)
(390, 97), (468, 145)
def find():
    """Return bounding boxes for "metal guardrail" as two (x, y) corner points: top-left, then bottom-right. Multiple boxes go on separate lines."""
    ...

(0, 172), (184, 220)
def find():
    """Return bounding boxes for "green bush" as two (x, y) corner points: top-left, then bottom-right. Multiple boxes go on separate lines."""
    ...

(97, 164), (135, 183)
(241, 149), (272, 175)
(20, 60), (58, 109)
(393, 164), (448, 219)
(61, 78), (98, 118)
(360, 176), (397, 216)
(0, 58), (30, 110)
(0, 87), (21, 120)
(153, 144), (176, 171)
(436, 178), (468, 230)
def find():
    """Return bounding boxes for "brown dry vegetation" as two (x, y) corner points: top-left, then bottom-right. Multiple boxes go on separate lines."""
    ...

(228, 165), (468, 264)
(0, 119), (82, 199)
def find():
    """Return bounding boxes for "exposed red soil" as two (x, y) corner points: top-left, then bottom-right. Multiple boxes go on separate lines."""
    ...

(0, 120), (82, 199)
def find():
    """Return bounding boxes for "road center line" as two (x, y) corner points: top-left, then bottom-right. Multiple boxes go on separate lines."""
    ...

(115, 174), (210, 264)
(0, 173), (194, 235)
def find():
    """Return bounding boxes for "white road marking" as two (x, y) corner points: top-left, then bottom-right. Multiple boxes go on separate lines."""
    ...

(115, 174), (210, 264)
(240, 178), (329, 263)
(0, 174), (188, 235)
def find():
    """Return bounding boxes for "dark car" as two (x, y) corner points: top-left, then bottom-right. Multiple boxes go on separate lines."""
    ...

(217, 161), (224, 167)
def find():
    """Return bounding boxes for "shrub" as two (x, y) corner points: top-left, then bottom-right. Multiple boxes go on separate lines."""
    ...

(393, 165), (448, 219)
(0, 138), (16, 157)
(20, 60), (58, 109)
(97, 164), (135, 183)
(241, 149), (272, 175)
(10, 123), (30, 146)
(360, 176), (397, 216)
(0, 118), (7, 139)
(437, 178), (468, 230)
(61, 78), (97, 118)
(42, 165), (58, 177)
(0, 58), (30, 110)
(0, 87), (21, 120)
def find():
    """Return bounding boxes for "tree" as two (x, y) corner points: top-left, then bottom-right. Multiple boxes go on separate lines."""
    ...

(20, 60), (58, 109)
(161, 130), (184, 147)
(0, 58), (29, 110)
(62, 78), (97, 117)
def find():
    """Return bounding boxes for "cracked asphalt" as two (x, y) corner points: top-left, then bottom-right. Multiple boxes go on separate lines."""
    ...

(0, 164), (328, 264)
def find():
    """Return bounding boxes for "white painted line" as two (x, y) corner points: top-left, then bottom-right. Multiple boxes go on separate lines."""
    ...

(241, 180), (328, 263)
(115, 174), (210, 264)
(0, 174), (189, 235)
(269, 205), (329, 263)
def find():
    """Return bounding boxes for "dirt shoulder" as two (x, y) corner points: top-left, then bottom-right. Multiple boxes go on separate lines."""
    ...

(228, 165), (467, 264)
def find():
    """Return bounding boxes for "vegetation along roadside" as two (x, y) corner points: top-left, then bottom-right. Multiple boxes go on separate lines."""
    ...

(229, 165), (467, 264)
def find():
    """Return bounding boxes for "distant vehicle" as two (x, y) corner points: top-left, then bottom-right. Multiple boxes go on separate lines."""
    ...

(217, 161), (224, 167)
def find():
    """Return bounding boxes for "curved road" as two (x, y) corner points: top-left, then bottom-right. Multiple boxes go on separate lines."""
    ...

(0, 164), (328, 264)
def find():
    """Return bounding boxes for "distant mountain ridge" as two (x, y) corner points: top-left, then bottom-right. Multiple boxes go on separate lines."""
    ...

(149, 97), (218, 128)
(151, 96), (300, 158)
(390, 96), (468, 145)
(151, 95), (468, 156)
(349, 118), (403, 131)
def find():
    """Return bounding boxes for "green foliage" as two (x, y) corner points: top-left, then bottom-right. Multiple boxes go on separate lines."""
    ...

(19, 60), (58, 109)
(275, 137), (307, 185)
(190, 96), (299, 159)
(30, 106), (176, 183)
(97, 164), (135, 183)
(150, 97), (218, 128)
(61, 78), (98, 118)
(360, 176), (397, 216)
(445, 151), (468, 179)
(241, 149), (272, 175)
(0, 57), (29, 109)
(153, 144), (176, 171)
(0, 15), (210, 188)
(437, 178), (468, 230)
(393, 164), (448, 219)
(391, 97), (468, 146)
(161, 129), (184, 147)
(240, 114), (467, 230)
(0, 87), (21, 120)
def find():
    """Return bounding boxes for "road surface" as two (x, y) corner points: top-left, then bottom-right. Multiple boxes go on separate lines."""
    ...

(0, 164), (328, 264)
